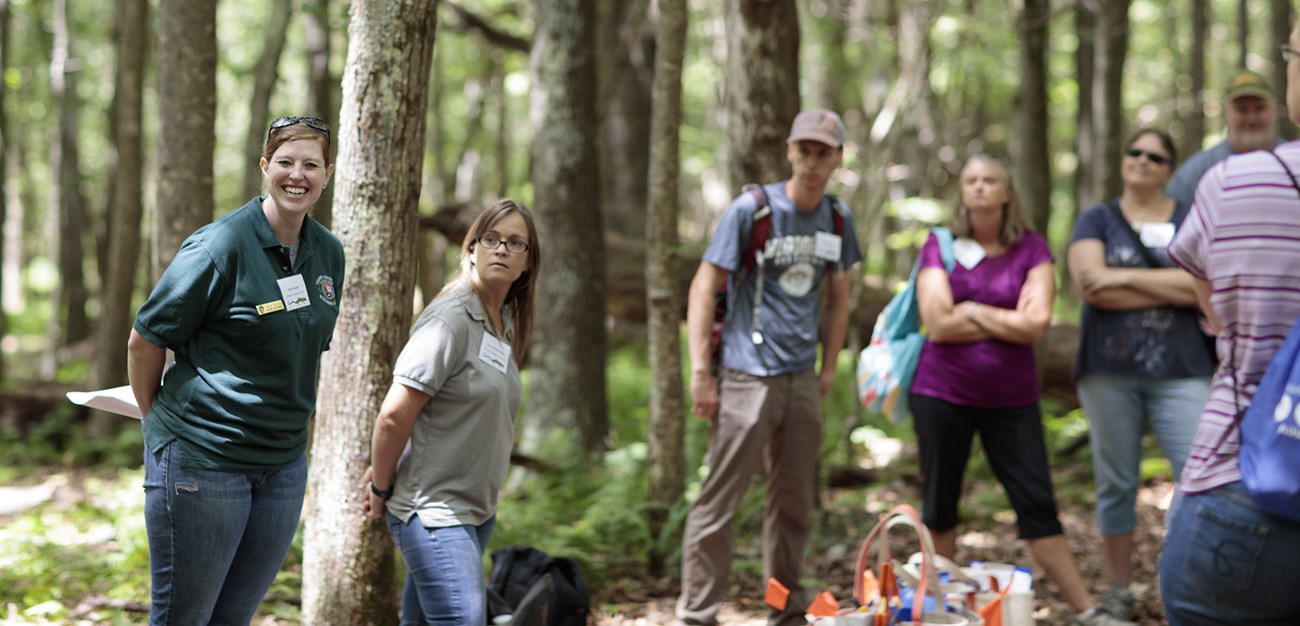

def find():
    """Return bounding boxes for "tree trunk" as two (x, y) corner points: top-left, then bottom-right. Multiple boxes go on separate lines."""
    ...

(241, 0), (293, 201)
(0, 0), (8, 385)
(1272, 0), (1295, 140)
(154, 0), (216, 280)
(303, 0), (338, 228)
(645, 0), (686, 578)
(90, 0), (147, 434)
(596, 0), (653, 238)
(1183, 0), (1207, 158)
(1094, 0), (1128, 204)
(1237, 0), (1248, 70)
(724, 0), (799, 191)
(1016, 0), (1050, 238)
(526, 0), (607, 456)
(300, 2), (437, 624)
(1074, 0), (1096, 213)
(47, 0), (90, 380)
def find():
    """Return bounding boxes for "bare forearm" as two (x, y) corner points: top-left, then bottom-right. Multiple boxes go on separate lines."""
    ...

(686, 273), (720, 375)
(126, 329), (166, 418)
(970, 303), (1047, 345)
(820, 290), (850, 373)
(369, 413), (413, 491)
(925, 304), (994, 343)
(1110, 268), (1199, 307)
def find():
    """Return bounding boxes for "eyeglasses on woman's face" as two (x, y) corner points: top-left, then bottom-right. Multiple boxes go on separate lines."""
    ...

(268, 116), (330, 142)
(477, 234), (529, 254)
(1124, 148), (1170, 166)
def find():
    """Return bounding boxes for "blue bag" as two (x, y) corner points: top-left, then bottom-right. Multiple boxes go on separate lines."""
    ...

(856, 228), (955, 422)
(1237, 315), (1300, 522)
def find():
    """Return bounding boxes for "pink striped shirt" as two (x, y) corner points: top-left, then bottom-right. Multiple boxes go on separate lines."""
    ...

(1167, 141), (1300, 494)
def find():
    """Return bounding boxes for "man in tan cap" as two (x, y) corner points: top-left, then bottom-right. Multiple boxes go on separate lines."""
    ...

(674, 109), (862, 626)
(1167, 69), (1282, 206)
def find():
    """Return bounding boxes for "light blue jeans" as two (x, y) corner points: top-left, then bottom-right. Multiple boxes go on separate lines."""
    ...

(1077, 374), (1207, 534)
(1159, 481), (1300, 624)
(143, 440), (307, 625)
(387, 513), (495, 626)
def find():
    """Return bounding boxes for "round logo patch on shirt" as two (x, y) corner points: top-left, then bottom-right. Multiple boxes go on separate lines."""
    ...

(778, 262), (816, 296)
(316, 275), (337, 305)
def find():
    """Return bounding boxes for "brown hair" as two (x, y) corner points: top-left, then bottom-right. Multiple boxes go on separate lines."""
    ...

(450, 199), (541, 363)
(949, 154), (1033, 246)
(261, 121), (332, 196)
(1124, 127), (1178, 168)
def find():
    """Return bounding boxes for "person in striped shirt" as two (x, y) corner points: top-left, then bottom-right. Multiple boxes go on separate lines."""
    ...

(1158, 24), (1300, 624)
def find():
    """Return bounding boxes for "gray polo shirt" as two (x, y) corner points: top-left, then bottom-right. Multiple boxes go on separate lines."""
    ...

(385, 280), (521, 528)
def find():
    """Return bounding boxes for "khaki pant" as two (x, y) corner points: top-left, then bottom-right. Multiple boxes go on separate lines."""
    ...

(676, 368), (822, 626)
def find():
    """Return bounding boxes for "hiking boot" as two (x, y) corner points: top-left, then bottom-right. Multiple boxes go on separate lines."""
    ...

(1101, 585), (1136, 620)
(1075, 606), (1138, 626)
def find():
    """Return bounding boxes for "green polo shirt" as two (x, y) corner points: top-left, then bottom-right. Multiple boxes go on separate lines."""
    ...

(133, 197), (345, 471)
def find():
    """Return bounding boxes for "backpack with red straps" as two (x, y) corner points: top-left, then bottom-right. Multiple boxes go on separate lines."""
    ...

(708, 185), (844, 373)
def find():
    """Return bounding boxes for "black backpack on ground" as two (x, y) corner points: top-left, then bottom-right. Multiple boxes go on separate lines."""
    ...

(487, 545), (589, 626)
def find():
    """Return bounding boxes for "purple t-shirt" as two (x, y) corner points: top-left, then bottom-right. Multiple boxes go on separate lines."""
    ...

(911, 230), (1055, 407)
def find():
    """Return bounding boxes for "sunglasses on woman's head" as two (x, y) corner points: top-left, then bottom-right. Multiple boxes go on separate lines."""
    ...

(1124, 148), (1169, 166)
(267, 116), (330, 141)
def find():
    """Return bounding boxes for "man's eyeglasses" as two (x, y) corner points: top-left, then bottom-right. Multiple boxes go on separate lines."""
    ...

(268, 116), (330, 142)
(1283, 45), (1300, 64)
(477, 234), (529, 254)
(1124, 148), (1170, 166)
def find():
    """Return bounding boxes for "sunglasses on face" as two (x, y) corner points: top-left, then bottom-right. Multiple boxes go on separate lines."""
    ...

(1124, 148), (1169, 166)
(267, 116), (330, 142)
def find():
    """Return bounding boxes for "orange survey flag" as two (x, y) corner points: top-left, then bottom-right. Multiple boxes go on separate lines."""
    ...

(806, 591), (839, 617)
(764, 577), (789, 611)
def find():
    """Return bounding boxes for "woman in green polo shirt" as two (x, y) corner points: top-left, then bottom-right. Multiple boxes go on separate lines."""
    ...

(361, 199), (539, 626)
(126, 116), (343, 624)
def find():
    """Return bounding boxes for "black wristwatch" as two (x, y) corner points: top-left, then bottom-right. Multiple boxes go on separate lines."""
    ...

(370, 480), (393, 500)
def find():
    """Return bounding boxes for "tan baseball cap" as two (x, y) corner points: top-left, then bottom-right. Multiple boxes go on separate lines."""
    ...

(787, 109), (845, 148)
(1225, 70), (1274, 102)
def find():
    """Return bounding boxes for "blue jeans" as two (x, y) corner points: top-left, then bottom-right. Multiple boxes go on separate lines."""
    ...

(143, 440), (307, 625)
(387, 513), (495, 626)
(1077, 374), (1207, 534)
(1159, 481), (1300, 625)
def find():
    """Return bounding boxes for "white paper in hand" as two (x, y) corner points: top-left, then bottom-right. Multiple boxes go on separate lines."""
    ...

(66, 385), (143, 419)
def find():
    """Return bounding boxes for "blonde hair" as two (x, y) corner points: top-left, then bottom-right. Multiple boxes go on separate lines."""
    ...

(949, 154), (1032, 246)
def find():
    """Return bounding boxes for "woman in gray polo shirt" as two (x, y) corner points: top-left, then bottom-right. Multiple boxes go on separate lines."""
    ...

(127, 116), (342, 624)
(362, 199), (540, 626)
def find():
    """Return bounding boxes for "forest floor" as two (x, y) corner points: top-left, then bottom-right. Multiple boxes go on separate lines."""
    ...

(1, 463), (1172, 626)
(590, 473), (1173, 626)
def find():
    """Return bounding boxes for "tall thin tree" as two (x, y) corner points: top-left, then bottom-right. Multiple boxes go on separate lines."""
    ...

(1074, 0), (1098, 216)
(90, 0), (147, 434)
(1017, 0), (1051, 237)
(1237, 0), (1249, 69)
(645, 0), (686, 577)
(154, 0), (216, 280)
(1272, 0), (1295, 139)
(1094, 0), (1129, 203)
(1184, 0), (1208, 158)
(300, 2), (438, 623)
(0, 0), (8, 385)
(526, 0), (607, 455)
(724, 0), (799, 191)
(241, 0), (294, 200)
(596, 0), (654, 238)
(303, 0), (338, 228)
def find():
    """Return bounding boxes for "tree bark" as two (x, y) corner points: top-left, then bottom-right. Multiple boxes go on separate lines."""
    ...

(1074, 0), (1096, 213)
(1183, 0), (1207, 158)
(241, 0), (294, 201)
(0, 0), (8, 385)
(300, 2), (437, 624)
(1237, 0), (1248, 70)
(303, 0), (339, 228)
(154, 0), (216, 280)
(724, 0), (799, 191)
(90, 0), (147, 433)
(1272, 0), (1295, 139)
(1016, 0), (1050, 238)
(645, 0), (686, 578)
(1094, 0), (1128, 204)
(47, 0), (90, 378)
(526, 0), (607, 456)
(596, 0), (653, 238)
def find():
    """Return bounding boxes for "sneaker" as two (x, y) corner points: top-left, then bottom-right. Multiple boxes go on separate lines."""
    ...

(1101, 585), (1136, 620)
(1075, 606), (1138, 626)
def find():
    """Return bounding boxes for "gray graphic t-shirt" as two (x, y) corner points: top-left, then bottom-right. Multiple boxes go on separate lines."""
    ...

(704, 183), (862, 376)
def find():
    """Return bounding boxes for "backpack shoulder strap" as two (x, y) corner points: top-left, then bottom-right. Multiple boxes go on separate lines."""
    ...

(739, 185), (772, 272)
(932, 226), (956, 272)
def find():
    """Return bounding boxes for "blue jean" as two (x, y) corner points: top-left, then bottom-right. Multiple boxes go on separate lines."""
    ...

(1076, 374), (1207, 534)
(143, 440), (307, 625)
(387, 513), (495, 626)
(1159, 481), (1300, 625)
